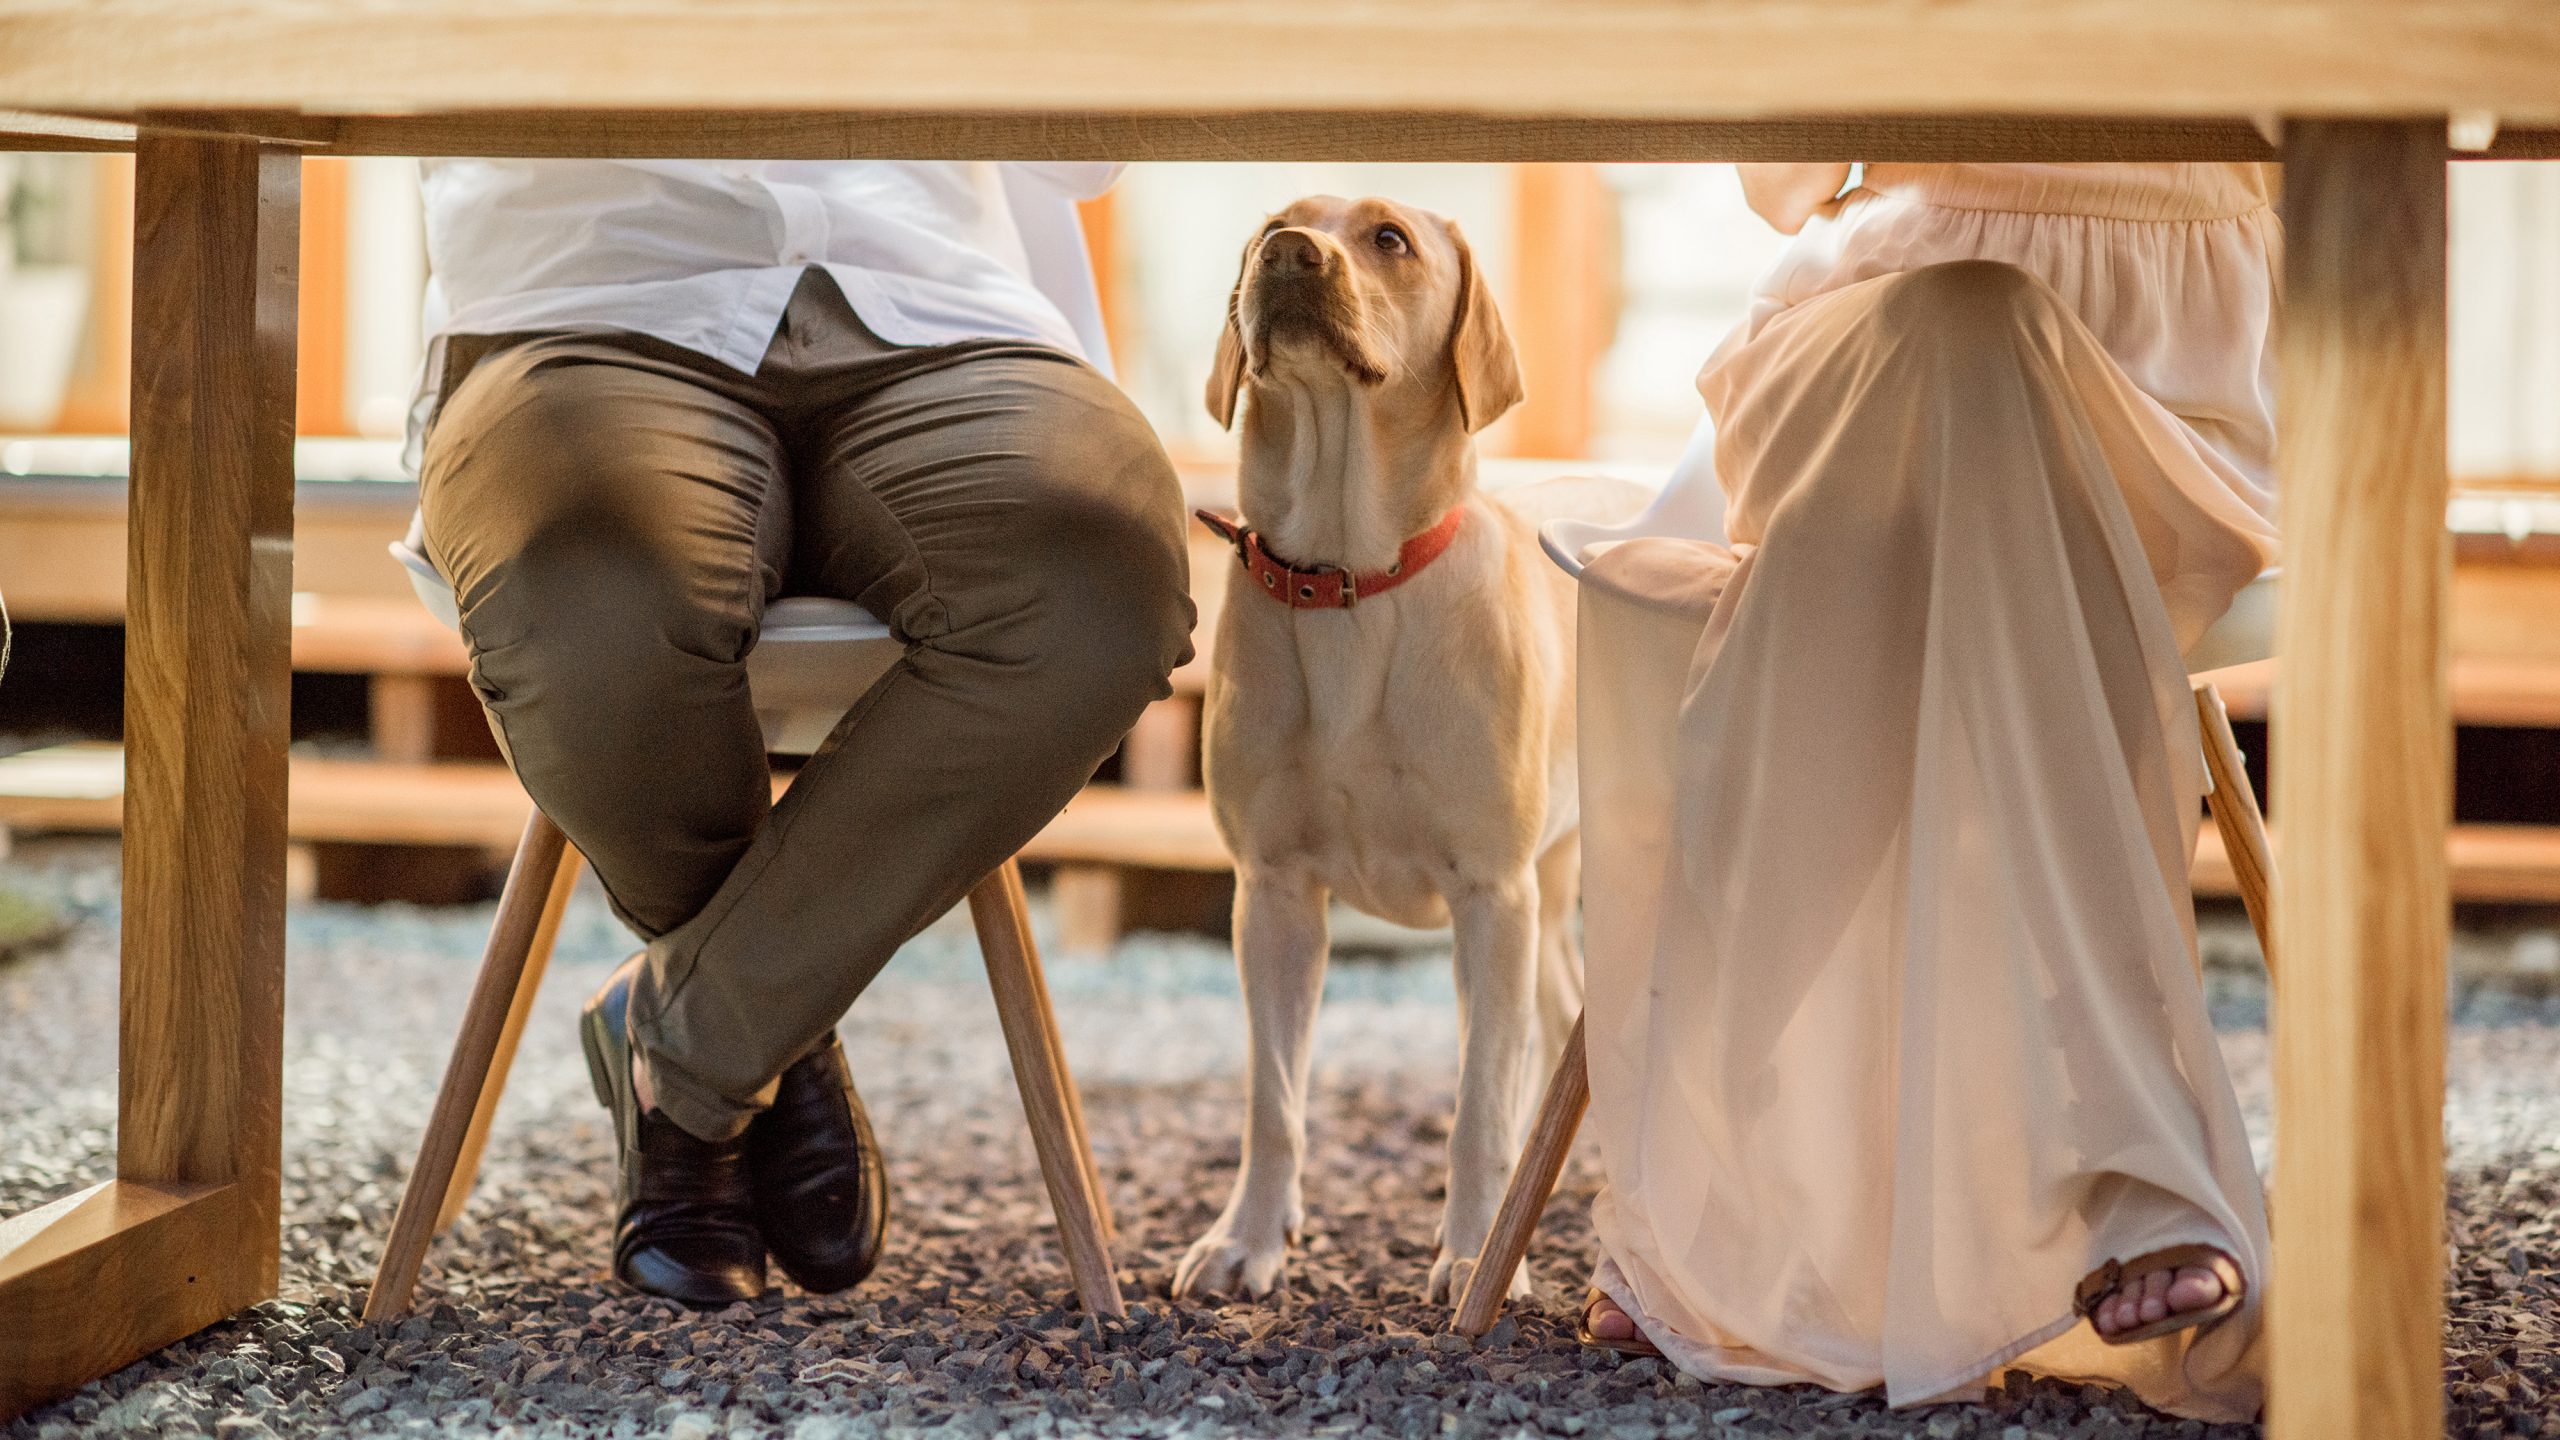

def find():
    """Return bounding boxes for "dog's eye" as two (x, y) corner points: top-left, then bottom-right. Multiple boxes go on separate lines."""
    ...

(1373, 225), (1410, 256)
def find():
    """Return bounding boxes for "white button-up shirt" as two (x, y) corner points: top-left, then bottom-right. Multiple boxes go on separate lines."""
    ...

(407, 158), (1121, 466)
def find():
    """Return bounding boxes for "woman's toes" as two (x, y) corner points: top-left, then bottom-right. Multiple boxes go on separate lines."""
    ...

(2165, 1264), (2227, 1315)
(2136, 1268), (2173, 1325)
(2093, 1255), (2237, 1338)
(1589, 1297), (1638, 1342)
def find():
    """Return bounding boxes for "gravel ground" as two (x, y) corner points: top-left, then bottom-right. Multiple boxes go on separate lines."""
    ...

(5, 837), (2560, 1440)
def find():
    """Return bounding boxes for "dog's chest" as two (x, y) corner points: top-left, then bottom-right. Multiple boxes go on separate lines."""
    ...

(1207, 594), (1527, 919)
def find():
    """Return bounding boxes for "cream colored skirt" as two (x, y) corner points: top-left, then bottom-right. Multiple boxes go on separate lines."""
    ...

(1577, 166), (2282, 1421)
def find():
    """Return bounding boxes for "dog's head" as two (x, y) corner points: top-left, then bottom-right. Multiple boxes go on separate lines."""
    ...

(1206, 196), (1523, 435)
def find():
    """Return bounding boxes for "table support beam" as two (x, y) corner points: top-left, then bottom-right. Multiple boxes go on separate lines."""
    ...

(0, 129), (303, 1425)
(0, 1182), (264, 1417)
(2270, 118), (2450, 1439)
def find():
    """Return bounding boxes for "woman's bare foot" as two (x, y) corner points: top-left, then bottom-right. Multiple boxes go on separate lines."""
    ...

(1586, 1292), (1644, 1344)
(2090, 1259), (2232, 1339)
(1580, 1289), (1665, 1357)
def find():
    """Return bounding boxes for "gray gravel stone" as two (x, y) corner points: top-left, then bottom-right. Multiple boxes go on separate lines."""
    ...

(4, 841), (2557, 1438)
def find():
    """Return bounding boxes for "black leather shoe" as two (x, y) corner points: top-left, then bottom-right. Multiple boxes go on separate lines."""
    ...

(579, 956), (768, 1307)
(745, 1033), (890, 1293)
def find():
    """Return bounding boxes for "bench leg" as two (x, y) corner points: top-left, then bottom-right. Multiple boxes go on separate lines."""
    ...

(1052, 863), (1126, 955)
(1453, 1011), (1589, 1336)
(2195, 682), (2278, 982)
(436, 841), (583, 1230)
(968, 859), (1125, 1317)
(363, 809), (573, 1321)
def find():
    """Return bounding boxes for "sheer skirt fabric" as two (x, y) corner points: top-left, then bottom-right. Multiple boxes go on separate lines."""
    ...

(1576, 165), (2279, 1421)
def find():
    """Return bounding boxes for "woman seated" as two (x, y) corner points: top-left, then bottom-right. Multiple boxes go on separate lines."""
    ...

(1575, 162), (2279, 1422)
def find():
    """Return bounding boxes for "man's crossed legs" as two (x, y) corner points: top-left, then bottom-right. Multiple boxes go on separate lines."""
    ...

(422, 272), (1193, 1301)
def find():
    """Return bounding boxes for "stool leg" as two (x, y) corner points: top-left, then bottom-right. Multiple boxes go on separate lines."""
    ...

(1000, 859), (1116, 1244)
(436, 842), (583, 1230)
(968, 858), (1125, 1317)
(363, 809), (573, 1322)
(1453, 1011), (1590, 1337)
(2196, 683), (2279, 983)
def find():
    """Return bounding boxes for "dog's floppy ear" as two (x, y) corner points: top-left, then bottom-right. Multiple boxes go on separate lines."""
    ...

(1205, 245), (1252, 430)
(1446, 220), (1524, 433)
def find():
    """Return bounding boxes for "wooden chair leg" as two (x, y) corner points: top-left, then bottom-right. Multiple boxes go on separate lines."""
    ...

(435, 842), (583, 1230)
(1454, 1011), (1591, 1336)
(968, 858), (1125, 1317)
(998, 859), (1116, 1244)
(363, 810), (573, 1322)
(2195, 682), (2279, 983)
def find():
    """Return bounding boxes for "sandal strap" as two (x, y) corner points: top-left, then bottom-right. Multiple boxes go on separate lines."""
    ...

(2073, 1259), (2126, 1318)
(2075, 1243), (2246, 1319)
(1581, 1286), (1611, 1327)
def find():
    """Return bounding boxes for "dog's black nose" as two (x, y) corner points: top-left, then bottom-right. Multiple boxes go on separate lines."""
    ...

(1261, 229), (1328, 274)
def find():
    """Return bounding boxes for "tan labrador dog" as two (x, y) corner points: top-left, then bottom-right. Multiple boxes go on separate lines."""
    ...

(1171, 196), (1644, 1307)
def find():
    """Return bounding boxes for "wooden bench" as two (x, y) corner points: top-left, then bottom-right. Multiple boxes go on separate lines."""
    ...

(13, 740), (2559, 907)
(1, 472), (1234, 919)
(2204, 655), (2560, 729)
(9, 478), (2558, 915)
(0, 742), (1230, 887)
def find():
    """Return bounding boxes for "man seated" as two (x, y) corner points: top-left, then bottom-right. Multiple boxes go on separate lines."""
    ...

(410, 158), (1193, 1304)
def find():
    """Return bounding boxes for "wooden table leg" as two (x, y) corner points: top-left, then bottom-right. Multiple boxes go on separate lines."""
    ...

(2271, 118), (2450, 1440)
(0, 133), (298, 1420)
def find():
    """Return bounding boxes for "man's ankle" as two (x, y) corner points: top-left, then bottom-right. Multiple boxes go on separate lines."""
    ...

(632, 1051), (659, 1115)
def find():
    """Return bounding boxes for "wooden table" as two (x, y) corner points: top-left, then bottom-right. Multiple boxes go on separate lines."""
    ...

(5, 3), (2556, 1433)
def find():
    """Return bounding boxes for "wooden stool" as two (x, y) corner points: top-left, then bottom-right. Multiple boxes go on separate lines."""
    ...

(1450, 563), (2286, 1338)
(363, 560), (1123, 1321)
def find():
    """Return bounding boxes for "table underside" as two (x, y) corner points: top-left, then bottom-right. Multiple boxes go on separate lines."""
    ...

(4, 108), (2560, 162)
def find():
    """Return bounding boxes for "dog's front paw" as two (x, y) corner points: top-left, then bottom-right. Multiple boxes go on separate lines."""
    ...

(1429, 1246), (1534, 1308)
(1172, 1218), (1292, 1300)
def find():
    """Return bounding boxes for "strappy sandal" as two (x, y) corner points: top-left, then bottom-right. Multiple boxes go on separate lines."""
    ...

(1579, 1287), (1665, 1358)
(2074, 1243), (2246, 1346)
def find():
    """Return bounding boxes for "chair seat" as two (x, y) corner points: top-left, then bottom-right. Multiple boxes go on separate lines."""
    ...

(391, 533), (904, 757)
(1540, 504), (2278, 677)
(746, 598), (905, 750)
(2183, 572), (2276, 675)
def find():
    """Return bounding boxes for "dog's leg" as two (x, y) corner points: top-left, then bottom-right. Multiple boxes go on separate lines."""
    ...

(1531, 833), (1585, 1086)
(1433, 871), (1542, 1307)
(1172, 864), (1331, 1299)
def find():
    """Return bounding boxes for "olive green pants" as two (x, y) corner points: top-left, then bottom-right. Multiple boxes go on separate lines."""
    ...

(420, 269), (1192, 1141)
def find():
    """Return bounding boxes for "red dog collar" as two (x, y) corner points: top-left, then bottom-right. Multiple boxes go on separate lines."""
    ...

(1195, 507), (1464, 610)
